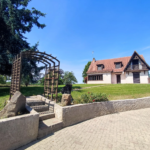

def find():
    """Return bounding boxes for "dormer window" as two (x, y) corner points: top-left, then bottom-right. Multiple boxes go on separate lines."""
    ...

(115, 62), (122, 69)
(97, 64), (104, 70)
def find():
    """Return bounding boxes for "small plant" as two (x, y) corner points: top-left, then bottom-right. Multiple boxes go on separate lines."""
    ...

(3, 100), (7, 107)
(73, 92), (108, 104)
(53, 93), (62, 103)
(0, 116), (7, 119)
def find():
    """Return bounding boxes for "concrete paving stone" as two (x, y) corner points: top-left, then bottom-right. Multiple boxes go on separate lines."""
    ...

(17, 108), (150, 150)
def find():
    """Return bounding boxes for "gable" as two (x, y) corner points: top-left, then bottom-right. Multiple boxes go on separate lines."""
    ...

(124, 51), (150, 71)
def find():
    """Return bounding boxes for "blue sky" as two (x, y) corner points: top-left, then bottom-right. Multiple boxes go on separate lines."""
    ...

(26, 0), (150, 83)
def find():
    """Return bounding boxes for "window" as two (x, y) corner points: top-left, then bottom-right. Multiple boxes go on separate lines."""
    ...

(97, 64), (104, 70)
(115, 62), (121, 69)
(88, 75), (103, 81)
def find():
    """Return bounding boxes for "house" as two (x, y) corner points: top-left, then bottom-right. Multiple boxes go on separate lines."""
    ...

(87, 51), (150, 84)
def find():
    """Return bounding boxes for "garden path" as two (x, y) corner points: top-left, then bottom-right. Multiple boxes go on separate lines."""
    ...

(73, 85), (105, 91)
(17, 108), (150, 150)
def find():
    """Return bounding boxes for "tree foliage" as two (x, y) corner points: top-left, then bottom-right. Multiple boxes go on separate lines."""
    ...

(21, 74), (30, 87)
(82, 61), (91, 82)
(63, 71), (78, 85)
(22, 71), (44, 86)
(0, 75), (6, 84)
(39, 69), (64, 85)
(0, 0), (46, 76)
(58, 75), (64, 85)
(83, 76), (87, 84)
(39, 77), (45, 85)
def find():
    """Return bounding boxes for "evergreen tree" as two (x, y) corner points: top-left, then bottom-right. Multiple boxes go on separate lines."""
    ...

(82, 61), (91, 82)
(0, 0), (46, 76)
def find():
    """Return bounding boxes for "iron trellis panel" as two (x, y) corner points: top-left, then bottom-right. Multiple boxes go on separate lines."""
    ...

(10, 53), (22, 99)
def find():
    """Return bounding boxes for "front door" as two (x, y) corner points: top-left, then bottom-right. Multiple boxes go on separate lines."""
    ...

(133, 72), (140, 83)
(117, 75), (121, 84)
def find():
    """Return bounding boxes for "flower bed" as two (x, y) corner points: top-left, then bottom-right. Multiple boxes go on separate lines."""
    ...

(73, 92), (108, 104)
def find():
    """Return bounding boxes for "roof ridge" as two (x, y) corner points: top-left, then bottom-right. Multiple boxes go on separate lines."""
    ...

(95, 55), (143, 62)
(96, 56), (131, 62)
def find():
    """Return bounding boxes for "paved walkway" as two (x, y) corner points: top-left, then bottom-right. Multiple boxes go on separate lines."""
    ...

(18, 108), (150, 150)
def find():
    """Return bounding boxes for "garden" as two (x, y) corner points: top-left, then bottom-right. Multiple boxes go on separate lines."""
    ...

(1, 83), (150, 110)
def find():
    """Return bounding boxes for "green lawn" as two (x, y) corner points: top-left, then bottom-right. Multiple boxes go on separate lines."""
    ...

(0, 84), (150, 111)
(0, 84), (99, 110)
(72, 84), (150, 100)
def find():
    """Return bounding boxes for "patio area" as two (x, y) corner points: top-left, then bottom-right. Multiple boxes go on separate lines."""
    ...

(17, 108), (150, 150)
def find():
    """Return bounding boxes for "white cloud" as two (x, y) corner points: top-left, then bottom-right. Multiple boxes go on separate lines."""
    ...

(141, 46), (150, 51)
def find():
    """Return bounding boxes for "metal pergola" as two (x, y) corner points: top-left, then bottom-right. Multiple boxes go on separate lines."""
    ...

(10, 50), (60, 101)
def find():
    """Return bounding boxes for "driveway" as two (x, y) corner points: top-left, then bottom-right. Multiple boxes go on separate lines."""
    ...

(18, 108), (150, 150)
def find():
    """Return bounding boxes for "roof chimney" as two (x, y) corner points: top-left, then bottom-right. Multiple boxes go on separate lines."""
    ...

(93, 58), (96, 62)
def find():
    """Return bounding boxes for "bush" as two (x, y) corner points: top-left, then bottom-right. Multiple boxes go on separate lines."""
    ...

(83, 76), (87, 84)
(53, 93), (62, 103)
(73, 92), (108, 104)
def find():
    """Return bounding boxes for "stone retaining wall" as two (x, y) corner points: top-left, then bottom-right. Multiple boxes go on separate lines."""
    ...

(0, 105), (39, 150)
(55, 97), (150, 127)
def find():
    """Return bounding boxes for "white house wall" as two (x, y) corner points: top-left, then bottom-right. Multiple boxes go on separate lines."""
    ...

(111, 73), (126, 84)
(125, 72), (133, 84)
(88, 71), (149, 84)
(111, 73), (116, 84)
(125, 71), (149, 84)
(140, 71), (149, 83)
(111, 71), (149, 84)
(121, 73), (126, 83)
(87, 73), (111, 84)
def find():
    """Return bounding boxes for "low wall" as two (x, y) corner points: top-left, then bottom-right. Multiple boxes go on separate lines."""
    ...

(0, 105), (39, 150)
(55, 97), (150, 127)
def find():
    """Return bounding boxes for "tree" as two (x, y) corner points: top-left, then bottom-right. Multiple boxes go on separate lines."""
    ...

(83, 76), (87, 84)
(58, 69), (64, 85)
(0, 75), (6, 84)
(82, 61), (91, 82)
(0, 0), (46, 76)
(63, 71), (78, 85)
(58, 75), (64, 85)
(39, 69), (64, 85)
(39, 77), (45, 85)
(21, 74), (31, 87)
(22, 71), (44, 86)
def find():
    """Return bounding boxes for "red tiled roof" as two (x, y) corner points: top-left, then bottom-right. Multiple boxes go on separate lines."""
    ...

(87, 55), (145, 74)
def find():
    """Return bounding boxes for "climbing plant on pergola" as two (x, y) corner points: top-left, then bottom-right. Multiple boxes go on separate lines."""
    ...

(10, 50), (60, 101)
